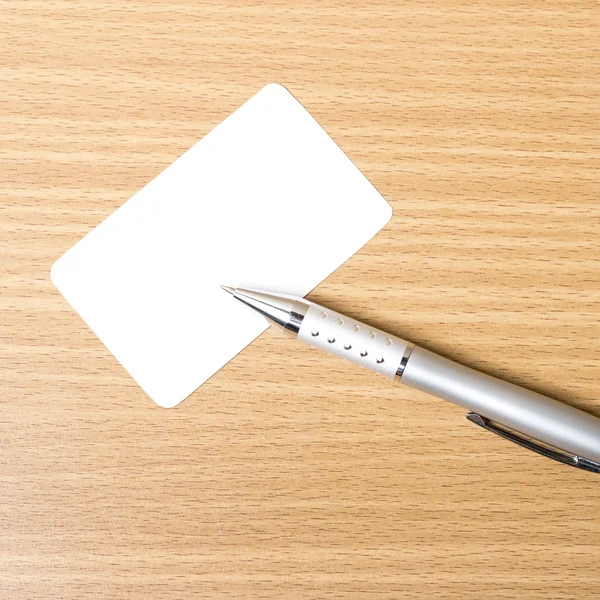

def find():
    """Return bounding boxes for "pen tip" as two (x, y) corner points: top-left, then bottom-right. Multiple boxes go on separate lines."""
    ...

(221, 285), (235, 295)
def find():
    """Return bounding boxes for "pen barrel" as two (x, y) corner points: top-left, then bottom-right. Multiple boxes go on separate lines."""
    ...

(401, 347), (600, 463)
(297, 303), (411, 378)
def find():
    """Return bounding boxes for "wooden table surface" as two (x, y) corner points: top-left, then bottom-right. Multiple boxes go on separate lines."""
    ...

(2, 1), (600, 598)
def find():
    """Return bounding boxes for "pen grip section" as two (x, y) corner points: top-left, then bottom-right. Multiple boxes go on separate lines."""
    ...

(401, 346), (600, 464)
(297, 303), (409, 380)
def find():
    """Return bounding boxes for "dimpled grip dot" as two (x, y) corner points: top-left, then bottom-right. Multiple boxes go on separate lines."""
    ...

(297, 303), (409, 379)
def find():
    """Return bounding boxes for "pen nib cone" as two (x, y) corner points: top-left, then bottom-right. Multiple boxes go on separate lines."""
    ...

(220, 285), (235, 295)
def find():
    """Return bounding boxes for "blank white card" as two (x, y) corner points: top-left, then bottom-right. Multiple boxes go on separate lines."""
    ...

(51, 84), (392, 408)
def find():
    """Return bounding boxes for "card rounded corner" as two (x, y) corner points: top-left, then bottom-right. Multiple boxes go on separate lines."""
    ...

(150, 394), (183, 409)
(382, 200), (394, 226)
(50, 257), (64, 290)
(262, 82), (291, 97)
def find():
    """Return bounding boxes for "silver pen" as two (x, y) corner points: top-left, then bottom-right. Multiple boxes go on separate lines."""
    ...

(222, 286), (600, 473)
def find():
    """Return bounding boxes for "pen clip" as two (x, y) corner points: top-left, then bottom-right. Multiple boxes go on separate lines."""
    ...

(466, 413), (600, 474)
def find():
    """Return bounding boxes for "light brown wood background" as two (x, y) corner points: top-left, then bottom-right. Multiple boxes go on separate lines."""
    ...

(2, 1), (599, 598)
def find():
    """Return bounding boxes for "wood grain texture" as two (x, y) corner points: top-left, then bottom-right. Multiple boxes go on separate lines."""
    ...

(1, 1), (599, 598)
